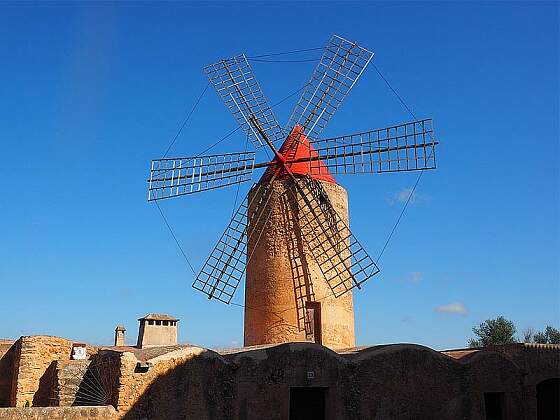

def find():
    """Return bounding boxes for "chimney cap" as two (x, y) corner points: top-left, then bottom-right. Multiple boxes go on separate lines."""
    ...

(115, 325), (126, 331)
(138, 313), (179, 322)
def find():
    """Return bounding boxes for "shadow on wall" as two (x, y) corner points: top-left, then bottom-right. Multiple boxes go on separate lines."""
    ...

(0, 342), (17, 407)
(33, 362), (57, 407)
(281, 190), (314, 333)
(537, 378), (559, 420)
(56, 351), (121, 408)
(120, 351), (236, 420)
(115, 343), (559, 420)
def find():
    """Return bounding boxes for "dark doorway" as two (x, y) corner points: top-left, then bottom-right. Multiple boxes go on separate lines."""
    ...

(305, 301), (322, 345)
(537, 378), (560, 420)
(484, 392), (504, 420)
(289, 387), (326, 420)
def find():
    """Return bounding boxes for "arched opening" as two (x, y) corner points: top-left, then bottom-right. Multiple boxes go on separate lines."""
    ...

(537, 378), (559, 420)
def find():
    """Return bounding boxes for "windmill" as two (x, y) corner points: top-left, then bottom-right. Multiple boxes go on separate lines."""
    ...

(147, 35), (437, 349)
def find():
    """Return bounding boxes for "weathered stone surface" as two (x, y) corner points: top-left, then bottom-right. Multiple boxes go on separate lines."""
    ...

(9, 336), (98, 407)
(0, 340), (16, 407)
(1, 334), (558, 419)
(115, 342), (559, 420)
(245, 179), (355, 350)
(0, 406), (116, 419)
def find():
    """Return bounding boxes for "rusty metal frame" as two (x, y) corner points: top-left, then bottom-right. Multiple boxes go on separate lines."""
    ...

(204, 54), (284, 148)
(148, 151), (256, 201)
(309, 119), (436, 174)
(285, 35), (373, 140)
(192, 182), (276, 304)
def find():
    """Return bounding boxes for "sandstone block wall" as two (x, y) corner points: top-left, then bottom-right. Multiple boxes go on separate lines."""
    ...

(0, 341), (16, 407)
(116, 347), (213, 417)
(10, 336), (98, 407)
(0, 406), (117, 419)
(113, 342), (560, 420)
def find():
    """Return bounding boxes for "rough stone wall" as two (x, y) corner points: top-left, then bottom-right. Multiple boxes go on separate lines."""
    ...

(230, 344), (353, 420)
(352, 344), (525, 420)
(112, 343), (556, 420)
(488, 343), (560, 418)
(245, 179), (355, 350)
(55, 360), (89, 406)
(0, 341), (16, 407)
(4, 337), (557, 419)
(55, 351), (121, 407)
(116, 346), (232, 419)
(10, 336), (98, 407)
(137, 323), (177, 348)
(0, 406), (117, 419)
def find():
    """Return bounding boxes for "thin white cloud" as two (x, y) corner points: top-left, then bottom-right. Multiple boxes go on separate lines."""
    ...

(387, 187), (428, 206)
(435, 302), (468, 316)
(408, 272), (422, 283)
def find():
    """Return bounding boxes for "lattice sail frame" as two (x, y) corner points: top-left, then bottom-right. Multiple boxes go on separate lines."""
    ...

(309, 119), (436, 174)
(148, 152), (256, 201)
(192, 182), (277, 303)
(204, 54), (285, 148)
(285, 35), (373, 140)
(291, 175), (380, 297)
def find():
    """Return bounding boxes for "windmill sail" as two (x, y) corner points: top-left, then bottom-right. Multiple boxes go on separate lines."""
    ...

(308, 119), (436, 174)
(192, 182), (276, 304)
(148, 151), (256, 201)
(291, 175), (379, 297)
(285, 35), (373, 140)
(204, 54), (284, 148)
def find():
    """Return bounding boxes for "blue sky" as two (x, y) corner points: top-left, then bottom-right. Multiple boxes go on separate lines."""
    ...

(0, 1), (558, 350)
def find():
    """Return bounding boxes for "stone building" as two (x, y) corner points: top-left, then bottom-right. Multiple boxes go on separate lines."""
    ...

(136, 314), (178, 349)
(0, 335), (558, 420)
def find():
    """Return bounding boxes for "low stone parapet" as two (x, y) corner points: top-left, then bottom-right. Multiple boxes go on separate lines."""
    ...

(0, 406), (117, 419)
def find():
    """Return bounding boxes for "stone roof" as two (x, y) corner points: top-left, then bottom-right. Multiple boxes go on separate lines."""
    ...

(138, 313), (179, 321)
(522, 342), (560, 350)
(100, 344), (197, 362)
(115, 325), (126, 331)
(440, 349), (480, 360)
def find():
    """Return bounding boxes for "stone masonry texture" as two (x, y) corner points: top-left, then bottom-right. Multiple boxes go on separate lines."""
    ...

(0, 406), (117, 419)
(9, 336), (98, 407)
(245, 179), (355, 350)
(0, 335), (558, 419)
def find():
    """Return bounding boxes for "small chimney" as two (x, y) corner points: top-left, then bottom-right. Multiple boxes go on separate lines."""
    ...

(114, 325), (126, 346)
(136, 313), (179, 348)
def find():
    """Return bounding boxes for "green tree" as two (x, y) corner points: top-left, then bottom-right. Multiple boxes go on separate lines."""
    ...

(533, 325), (560, 344)
(468, 316), (517, 348)
(546, 326), (560, 344)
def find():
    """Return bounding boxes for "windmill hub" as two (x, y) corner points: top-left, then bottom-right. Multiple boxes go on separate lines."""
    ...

(259, 124), (336, 185)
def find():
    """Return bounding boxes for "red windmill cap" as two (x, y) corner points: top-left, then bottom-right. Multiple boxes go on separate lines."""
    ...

(259, 124), (336, 184)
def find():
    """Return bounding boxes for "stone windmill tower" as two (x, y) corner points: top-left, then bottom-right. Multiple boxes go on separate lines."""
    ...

(244, 127), (355, 349)
(147, 35), (437, 350)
